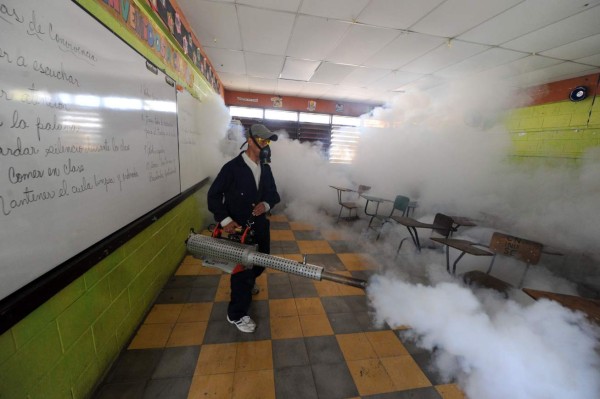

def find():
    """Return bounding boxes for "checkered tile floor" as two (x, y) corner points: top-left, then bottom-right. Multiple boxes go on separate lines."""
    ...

(93, 214), (465, 399)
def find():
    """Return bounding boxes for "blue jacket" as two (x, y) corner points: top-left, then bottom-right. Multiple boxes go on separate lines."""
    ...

(207, 152), (280, 226)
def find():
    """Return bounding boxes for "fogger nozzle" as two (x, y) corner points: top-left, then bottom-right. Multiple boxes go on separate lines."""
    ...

(186, 234), (368, 289)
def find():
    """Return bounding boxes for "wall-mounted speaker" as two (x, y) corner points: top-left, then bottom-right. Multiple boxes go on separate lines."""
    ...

(569, 86), (588, 102)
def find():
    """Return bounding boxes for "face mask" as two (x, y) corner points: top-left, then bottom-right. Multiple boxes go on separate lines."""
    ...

(249, 134), (272, 164)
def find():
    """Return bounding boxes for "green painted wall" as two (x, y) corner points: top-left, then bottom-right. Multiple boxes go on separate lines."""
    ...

(507, 95), (600, 161)
(0, 189), (208, 398)
(0, 1), (215, 398)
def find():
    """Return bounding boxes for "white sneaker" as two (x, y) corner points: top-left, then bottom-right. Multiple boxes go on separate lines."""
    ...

(227, 315), (256, 333)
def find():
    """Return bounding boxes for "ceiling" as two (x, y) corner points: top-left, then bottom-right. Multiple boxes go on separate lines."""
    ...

(176, 0), (600, 105)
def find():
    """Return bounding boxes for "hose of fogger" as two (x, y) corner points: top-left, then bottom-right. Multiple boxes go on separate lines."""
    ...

(186, 233), (368, 289)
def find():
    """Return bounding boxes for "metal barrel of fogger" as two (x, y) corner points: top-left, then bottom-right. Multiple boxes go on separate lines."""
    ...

(186, 234), (367, 289)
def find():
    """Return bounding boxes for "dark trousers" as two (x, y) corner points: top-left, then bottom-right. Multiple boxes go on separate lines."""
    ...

(227, 220), (269, 321)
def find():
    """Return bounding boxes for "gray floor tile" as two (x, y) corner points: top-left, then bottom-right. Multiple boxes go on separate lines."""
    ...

(268, 273), (290, 285)
(188, 286), (217, 302)
(328, 241), (356, 253)
(275, 365), (319, 399)
(163, 276), (197, 289)
(344, 295), (370, 312)
(321, 296), (353, 313)
(273, 338), (309, 369)
(93, 381), (145, 399)
(236, 317), (271, 342)
(249, 300), (270, 319)
(152, 347), (200, 379)
(192, 275), (221, 288)
(291, 282), (318, 298)
(397, 331), (429, 355)
(202, 320), (243, 344)
(271, 221), (291, 230)
(363, 387), (443, 399)
(327, 312), (364, 334)
(268, 282), (294, 299)
(209, 301), (229, 321)
(143, 377), (192, 399)
(155, 288), (191, 304)
(412, 352), (450, 385)
(355, 312), (389, 331)
(293, 230), (323, 240)
(304, 336), (345, 364)
(106, 349), (163, 383)
(311, 362), (358, 399)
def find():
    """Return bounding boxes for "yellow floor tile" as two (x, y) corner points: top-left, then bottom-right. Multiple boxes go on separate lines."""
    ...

(365, 331), (409, 358)
(333, 271), (367, 296)
(270, 316), (303, 339)
(178, 303), (213, 322)
(289, 221), (315, 230)
(269, 299), (298, 317)
(295, 298), (325, 315)
(128, 323), (173, 349)
(380, 356), (431, 391)
(436, 384), (467, 399)
(269, 214), (288, 222)
(313, 279), (342, 297)
(299, 314), (333, 337)
(145, 304), (183, 324)
(166, 321), (207, 347)
(176, 263), (203, 275)
(320, 229), (346, 241)
(297, 240), (335, 254)
(195, 343), (238, 375)
(347, 358), (396, 396)
(235, 340), (273, 372)
(337, 253), (378, 271)
(188, 372), (234, 399)
(232, 370), (275, 399)
(214, 284), (231, 302)
(336, 333), (378, 361)
(270, 230), (295, 241)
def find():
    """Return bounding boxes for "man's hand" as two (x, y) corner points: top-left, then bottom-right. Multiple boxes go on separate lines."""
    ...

(252, 202), (267, 217)
(222, 220), (241, 234)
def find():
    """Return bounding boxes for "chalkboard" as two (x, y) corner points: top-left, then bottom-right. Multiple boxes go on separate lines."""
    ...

(0, 0), (180, 301)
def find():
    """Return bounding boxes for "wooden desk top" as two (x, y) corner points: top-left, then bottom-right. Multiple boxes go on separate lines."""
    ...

(329, 185), (355, 192)
(523, 288), (600, 325)
(390, 216), (440, 229)
(448, 216), (477, 227)
(360, 194), (391, 203)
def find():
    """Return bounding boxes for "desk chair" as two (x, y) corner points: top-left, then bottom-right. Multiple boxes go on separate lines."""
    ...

(374, 195), (410, 239)
(334, 185), (370, 223)
(394, 212), (455, 255)
(434, 231), (543, 291)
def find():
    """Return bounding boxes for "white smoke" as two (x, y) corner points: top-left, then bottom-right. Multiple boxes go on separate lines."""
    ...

(368, 275), (600, 399)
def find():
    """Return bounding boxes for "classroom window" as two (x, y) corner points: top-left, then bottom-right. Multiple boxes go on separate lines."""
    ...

(331, 115), (360, 127)
(264, 109), (298, 122)
(329, 125), (360, 164)
(230, 106), (264, 119)
(299, 112), (331, 124)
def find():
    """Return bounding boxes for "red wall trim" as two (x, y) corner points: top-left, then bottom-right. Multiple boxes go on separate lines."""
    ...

(524, 73), (600, 106)
(224, 90), (377, 117)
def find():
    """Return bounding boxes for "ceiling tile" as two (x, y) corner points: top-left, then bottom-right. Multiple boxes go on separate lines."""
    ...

(410, 0), (522, 38)
(357, 0), (444, 29)
(299, 0), (370, 21)
(363, 32), (446, 69)
(435, 48), (527, 79)
(540, 33), (600, 61)
(286, 15), (351, 60)
(244, 52), (285, 78)
(247, 76), (278, 93)
(510, 61), (595, 87)
(217, 72), (249, 91)
(310, 62), (357, 84)
(458, 0), (600, 46)
(476, 55), (563, 80)
(276, 79), (306, 96)
(370, 70), (424, 91)
(401, 41), (490, 74)
(341, 67), (392, 87)
(237, 5), (296, 55)
(299, 82), (336, 98)
(176, 0), (241, 50)
(237, 0), (301, 12)
(203, 47), (246, 74)
(503, 5), (600, 53)
(280, 58), (321, 81)
(576, 54), (600, 67)
(400, 75), (447, 92)
(325, 24), (400, 65)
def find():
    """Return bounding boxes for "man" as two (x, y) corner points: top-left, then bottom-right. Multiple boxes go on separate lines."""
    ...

(207, 123), (280, 333)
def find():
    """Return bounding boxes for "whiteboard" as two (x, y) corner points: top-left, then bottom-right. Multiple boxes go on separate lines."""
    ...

(0, 0), (180, 301)
(177, 89), (207, 192)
